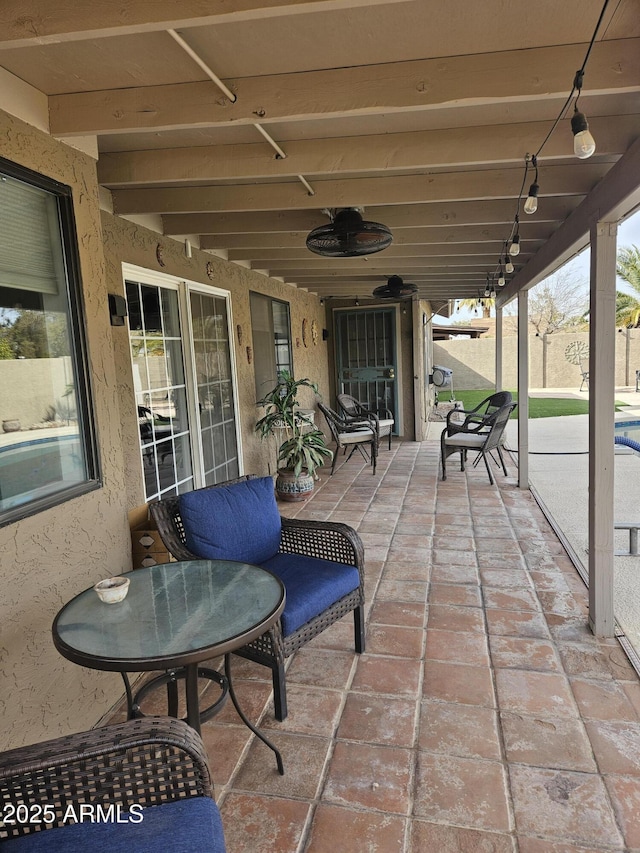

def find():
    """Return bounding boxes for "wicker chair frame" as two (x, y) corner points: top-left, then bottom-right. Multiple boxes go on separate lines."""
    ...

(150, 476), (365, 721)
(337, 393), (394, 451)
(0, 718), (213, 841)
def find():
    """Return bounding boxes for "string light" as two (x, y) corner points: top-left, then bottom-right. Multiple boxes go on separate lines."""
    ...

(491, 0), (608, 291)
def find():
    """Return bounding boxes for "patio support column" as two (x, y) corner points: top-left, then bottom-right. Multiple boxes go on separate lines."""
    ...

(495, 307), (503, 391)
(588, 219), (617, 637)
(517, 290), (529, 489)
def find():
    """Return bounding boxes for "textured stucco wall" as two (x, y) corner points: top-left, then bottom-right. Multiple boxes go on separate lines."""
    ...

(100, 213), (331, 512)
(0, 111), (131, 749)
(434, 329), (640, 390)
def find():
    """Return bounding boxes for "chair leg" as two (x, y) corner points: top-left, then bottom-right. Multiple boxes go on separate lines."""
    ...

(330, 446), (338, 475)
(496, 445), (508, 476)
(272, 661), (288, 721)
(354, 604), (365, 653)
(481, 452), (495, 485)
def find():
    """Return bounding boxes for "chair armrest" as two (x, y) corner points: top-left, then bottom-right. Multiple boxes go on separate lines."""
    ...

(280, 518), (365, 581)
(447, 409), (496, 436)
(0, 719), (213, 840)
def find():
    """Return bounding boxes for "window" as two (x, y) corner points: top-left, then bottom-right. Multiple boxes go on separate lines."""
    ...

(249, 292), (293, 399)
(0, 158), (100, 525)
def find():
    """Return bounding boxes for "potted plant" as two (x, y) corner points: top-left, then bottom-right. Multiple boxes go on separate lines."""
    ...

(255, 370), (333, 501)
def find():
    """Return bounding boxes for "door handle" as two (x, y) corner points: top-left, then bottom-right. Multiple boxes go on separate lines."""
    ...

(387, 368), (395, 379)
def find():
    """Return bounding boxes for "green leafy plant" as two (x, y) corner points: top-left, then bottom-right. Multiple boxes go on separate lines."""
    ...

(256, 370), (333, 478)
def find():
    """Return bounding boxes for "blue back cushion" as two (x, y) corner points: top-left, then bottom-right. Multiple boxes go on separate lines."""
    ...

(261, 552), (360, 636)
(1, 797), (225, 853)
(179, 477), (281, 565)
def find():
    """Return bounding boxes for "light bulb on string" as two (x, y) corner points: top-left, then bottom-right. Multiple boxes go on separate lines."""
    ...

(570, 69), (596, 159)
(498, 265), (505, 287)
(524, 182), (539, 214)
(523, 154), (539, 214)
(571, 107), (596, 158)
(509, 216), (521, 256)
(504, 255), (514, 274)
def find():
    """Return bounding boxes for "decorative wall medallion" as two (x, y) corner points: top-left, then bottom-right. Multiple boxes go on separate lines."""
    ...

(156, 244), (165, 267)
(302, 318), (309, 347)
(311, 320), (318, 346)
(206, 261), (215, 280)
(236, 324), (243, 345)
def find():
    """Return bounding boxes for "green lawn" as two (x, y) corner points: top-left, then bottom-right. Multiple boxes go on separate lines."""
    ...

(449, 390), (628, 418)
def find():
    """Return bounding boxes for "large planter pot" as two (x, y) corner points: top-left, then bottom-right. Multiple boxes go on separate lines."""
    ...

(275, 469), (314, 502)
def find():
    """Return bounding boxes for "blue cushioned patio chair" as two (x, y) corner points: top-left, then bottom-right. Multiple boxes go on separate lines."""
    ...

(0, 718), (225, 853)
(150, 475), (365, 721)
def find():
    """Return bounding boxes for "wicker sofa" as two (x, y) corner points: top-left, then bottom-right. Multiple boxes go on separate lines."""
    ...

(0, 718), (225, 852)
(150, 475), (366, 721)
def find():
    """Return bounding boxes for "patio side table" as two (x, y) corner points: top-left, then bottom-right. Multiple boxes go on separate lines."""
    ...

(52, 559), (286, 773)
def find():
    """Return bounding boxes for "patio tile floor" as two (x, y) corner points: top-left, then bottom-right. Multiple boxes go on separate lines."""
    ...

(110, 439), (640, 851)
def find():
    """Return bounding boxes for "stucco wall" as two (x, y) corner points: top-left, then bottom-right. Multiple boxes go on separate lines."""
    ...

(0, 111), (131, 749)
(101, 213), (331, 512)
(434, 330), (640, 390)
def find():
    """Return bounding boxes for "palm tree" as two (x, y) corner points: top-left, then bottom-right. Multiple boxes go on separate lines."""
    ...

(455, 298), (493, 319)
(616, 245), (640, 327)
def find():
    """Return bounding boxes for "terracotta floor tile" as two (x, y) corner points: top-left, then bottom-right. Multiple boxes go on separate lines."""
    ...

(366, 624), (424, 659)
(485, 607), (551, 639)
(262, 684), (343, 737)
(337, 692), (417, 747)
(429, 563), (480, 584)
(585, 720), (640, 775)
(518, 838), (622, 853)
(509, 765), (623, 847)
(369, 599), (425, 627)
(490, 635), (561, 672)
(479, 568), (532, 588)
(424, 659), (495, 707)
(285, 648), (356, 691)
(557, 643), (618, 681)
(477, 553), (527, 570)
(414, 753), (512, 831)
(375, 578), (428, 603)
(483, 586), (540, 612)
(428, 603), (487, 634)
(570, 676), (639, 722)
(231, 732), (331, 799)
(305, 804), (406, 853)
(220, 792), (311, 853)
(432, 534), (476, 551)
(323, 741), (412, 814)
(199, 723), (252, 787)
(500, 711), (596, 771)
(381, 560), (430, 581)
(428, 581), (482, 607)
(425, 628), (490, 666)
(213, 678), (273, 726)
(352, 654), (422, 697)
(495, 669), (578, 718)
(411, 821), (515, 852)
(604, 774), (640, 848)
(419, 700), (501, 760)
(433, 548), (478, 567)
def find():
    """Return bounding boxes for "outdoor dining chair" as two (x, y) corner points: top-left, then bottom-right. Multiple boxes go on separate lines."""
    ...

(150, 475), (365, 721)
(337, 393), (394, 450)
(440, 400), (517, 485)
(317, 402), (378, 474)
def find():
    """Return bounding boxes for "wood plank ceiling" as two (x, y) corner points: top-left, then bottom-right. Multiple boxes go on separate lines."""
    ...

(1, 0), (639, 303)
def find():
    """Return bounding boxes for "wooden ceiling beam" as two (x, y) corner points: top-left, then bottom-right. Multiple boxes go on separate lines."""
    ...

(164, 198), (577, 234)
(228, 241), (543, 261)
(50, 39), (640, 136)
(199, 223), (555, 249)
(97, 115), (637, 186)
(0, 0), (406, 48)
(114, 163), (607, 214)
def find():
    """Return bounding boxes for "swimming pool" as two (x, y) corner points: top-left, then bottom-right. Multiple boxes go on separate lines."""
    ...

(615, 420), (640, 453)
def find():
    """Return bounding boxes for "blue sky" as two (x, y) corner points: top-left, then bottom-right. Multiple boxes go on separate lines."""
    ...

(442, 206), (640, 323)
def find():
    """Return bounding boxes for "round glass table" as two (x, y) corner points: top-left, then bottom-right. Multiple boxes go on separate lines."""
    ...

(53, 559), (286, 772)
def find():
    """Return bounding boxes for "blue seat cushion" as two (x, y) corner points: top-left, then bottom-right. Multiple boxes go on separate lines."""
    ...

(179, 477), (281, 565)
(1, 797), (225, 853)
(261, 552), (360, 636)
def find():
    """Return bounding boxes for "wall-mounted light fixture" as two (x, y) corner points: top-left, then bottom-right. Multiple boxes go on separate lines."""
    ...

(108, 293), (127, 326)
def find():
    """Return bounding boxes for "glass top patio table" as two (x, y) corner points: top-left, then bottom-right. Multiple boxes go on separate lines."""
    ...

(53, 559), (285, 671)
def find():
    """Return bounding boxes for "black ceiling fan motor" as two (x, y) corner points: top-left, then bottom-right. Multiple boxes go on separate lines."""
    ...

(306, 208), (393, 257)
(372, 275), (418, 299)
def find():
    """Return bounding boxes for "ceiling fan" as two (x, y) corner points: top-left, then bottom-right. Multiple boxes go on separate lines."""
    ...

(372, 275), (418, 300)
(305, 208), (393, 257)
